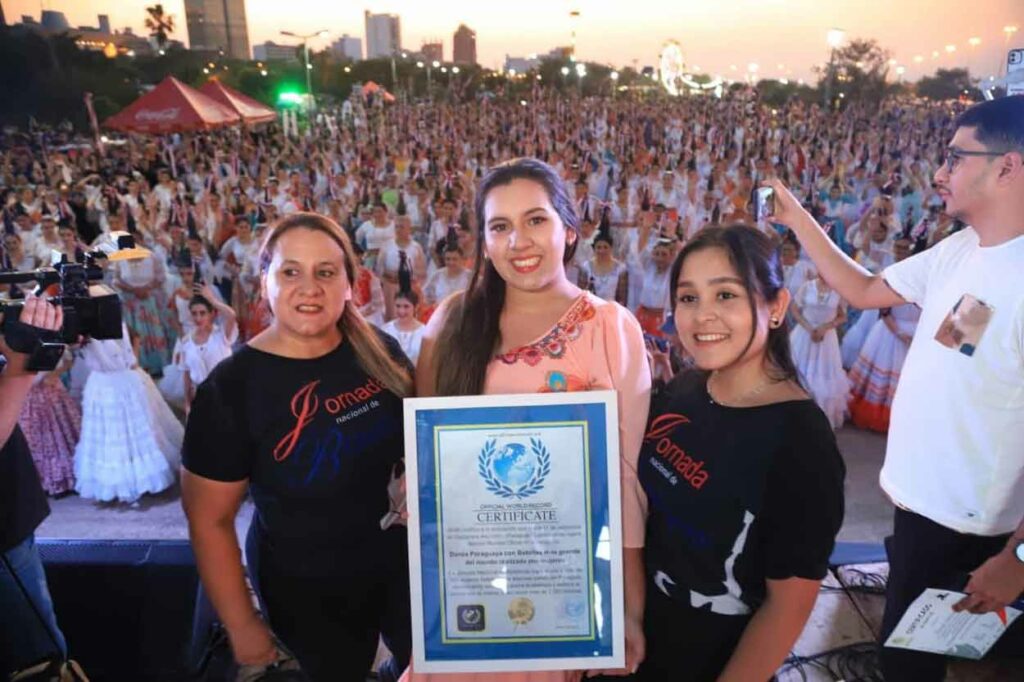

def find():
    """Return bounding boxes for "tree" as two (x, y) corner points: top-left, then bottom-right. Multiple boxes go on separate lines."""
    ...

(145, 4), (175, 52)
(756, 79), (819, 107)
(916, 68), (980, 101)
(821, 38), (892, 106)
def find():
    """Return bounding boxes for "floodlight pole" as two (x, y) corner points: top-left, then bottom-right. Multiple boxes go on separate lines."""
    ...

(282, 29), (328, 111)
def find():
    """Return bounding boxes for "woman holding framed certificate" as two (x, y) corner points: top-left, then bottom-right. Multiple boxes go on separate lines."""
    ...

(405, 158), (652, 681)
(180, 213), (414, 681)
(634, 225), (845, 681)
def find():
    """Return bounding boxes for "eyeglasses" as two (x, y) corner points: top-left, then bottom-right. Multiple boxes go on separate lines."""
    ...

(943, 147), (1008, 173)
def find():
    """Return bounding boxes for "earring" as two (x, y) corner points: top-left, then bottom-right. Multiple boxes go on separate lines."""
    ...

(769, 317), (781, 328)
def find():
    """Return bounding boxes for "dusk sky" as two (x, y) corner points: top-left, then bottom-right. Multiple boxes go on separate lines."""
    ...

(7, 0), (1023, 80)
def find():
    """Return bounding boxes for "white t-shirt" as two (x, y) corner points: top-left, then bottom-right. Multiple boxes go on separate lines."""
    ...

(355, 220), (396, 253)
(177, 324), (238, 385)
(381, 320), (425, 365)
(881, 228), (1024, 535)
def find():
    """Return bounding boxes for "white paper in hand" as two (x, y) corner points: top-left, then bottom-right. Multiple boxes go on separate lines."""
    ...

(885, 588), (1022, 660)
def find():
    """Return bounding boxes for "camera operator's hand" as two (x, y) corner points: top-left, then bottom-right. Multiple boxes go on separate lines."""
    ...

(0, 295), (64, 375)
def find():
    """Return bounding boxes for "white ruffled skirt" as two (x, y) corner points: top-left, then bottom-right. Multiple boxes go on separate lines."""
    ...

(74, 368), (183, 503)
(791, 326), (850, 430)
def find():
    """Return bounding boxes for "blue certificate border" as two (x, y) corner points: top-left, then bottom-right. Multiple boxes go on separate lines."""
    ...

(415, 402), (614, 662)
(435, 421), (594, 644)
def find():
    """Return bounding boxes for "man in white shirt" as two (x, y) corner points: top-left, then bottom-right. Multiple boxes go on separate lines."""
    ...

(768, 96), (1024, 681)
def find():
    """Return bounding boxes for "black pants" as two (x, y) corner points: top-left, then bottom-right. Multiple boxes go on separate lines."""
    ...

(880, 508), (1024, 681)
(246, 525), (411, 682)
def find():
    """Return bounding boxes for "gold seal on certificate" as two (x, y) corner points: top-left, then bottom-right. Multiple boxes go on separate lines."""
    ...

(508, 597), (536, 626)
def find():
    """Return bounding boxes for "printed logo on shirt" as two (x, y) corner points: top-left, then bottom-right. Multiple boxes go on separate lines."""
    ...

(934, 294), (995, 357)
(643, 413), (708, 490)
(273, 376), (386, 463)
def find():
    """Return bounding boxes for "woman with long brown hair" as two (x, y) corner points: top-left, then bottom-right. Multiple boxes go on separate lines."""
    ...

(402, 158), (651, 682)
(181, 212), (413, 681)
(632, 225), (844, 681)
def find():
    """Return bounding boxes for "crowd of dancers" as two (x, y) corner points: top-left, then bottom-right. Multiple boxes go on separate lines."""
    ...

(1, 87), (967, 503)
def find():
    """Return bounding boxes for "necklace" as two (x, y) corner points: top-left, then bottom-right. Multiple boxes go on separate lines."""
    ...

(706, 371), (775, 407)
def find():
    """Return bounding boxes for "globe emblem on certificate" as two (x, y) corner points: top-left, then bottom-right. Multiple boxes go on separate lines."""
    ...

(508, 597), (535, 626)
(478, 438), (551, 499)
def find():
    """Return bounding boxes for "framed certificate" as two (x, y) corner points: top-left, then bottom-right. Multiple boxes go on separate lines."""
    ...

(405, 391), (625, 673)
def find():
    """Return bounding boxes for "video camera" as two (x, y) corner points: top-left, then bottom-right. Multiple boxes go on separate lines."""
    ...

(0, 233), (146, 371)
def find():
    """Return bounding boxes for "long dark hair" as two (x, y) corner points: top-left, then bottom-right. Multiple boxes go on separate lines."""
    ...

(668, 224), (800, 383)
(435, 158), (580, 396)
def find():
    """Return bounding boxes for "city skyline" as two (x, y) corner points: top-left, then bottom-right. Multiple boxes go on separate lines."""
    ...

(4, 0), (1022, 80)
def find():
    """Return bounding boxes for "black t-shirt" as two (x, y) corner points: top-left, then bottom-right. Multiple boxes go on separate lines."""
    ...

(182, 333), (410, 576)
(639, 370), (845, 618)
(0, 424), (50, 553)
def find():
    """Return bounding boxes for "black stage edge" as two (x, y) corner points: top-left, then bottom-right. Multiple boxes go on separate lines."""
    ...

(38, 539), (199, 682)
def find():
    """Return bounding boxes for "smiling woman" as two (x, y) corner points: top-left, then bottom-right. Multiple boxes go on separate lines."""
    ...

(405, 158), (652, 681)
(632, 224), (845, 682)
(180, 212), (415, 681)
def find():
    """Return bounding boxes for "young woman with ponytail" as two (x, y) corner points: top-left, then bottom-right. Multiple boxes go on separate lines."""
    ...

(181, 212), (413, 682)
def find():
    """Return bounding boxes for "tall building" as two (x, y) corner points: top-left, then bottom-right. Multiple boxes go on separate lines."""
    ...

(252, 41), (299, 62)
(421, 41), (443, 63)
(331, 34), (363, 61)
(364, 11), (401, 59)
(97, 14), (110, 34)
(40, 10), (70, 32)
(453, 24), (476, 65)
(504, 55), (539, 74)
(184, 0), (251, 60)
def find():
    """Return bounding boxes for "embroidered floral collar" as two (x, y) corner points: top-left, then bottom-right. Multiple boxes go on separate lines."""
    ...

(496, 295), (596, 366)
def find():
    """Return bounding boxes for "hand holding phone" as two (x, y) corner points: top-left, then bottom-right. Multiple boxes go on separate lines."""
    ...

(754, 187), (775, 222)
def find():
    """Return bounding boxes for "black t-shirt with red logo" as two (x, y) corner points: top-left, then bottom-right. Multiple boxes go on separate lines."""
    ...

(638, 370), (845, 652)
(182, 333), (410, 576)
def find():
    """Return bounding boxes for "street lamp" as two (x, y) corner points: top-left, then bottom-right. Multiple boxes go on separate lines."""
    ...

(825, 28), (845, 107)
(281, 29), (328, 108)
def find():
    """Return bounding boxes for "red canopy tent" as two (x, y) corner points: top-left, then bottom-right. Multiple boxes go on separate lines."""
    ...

(103, 76), (241, 134)
(200, 79), (277, 124)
